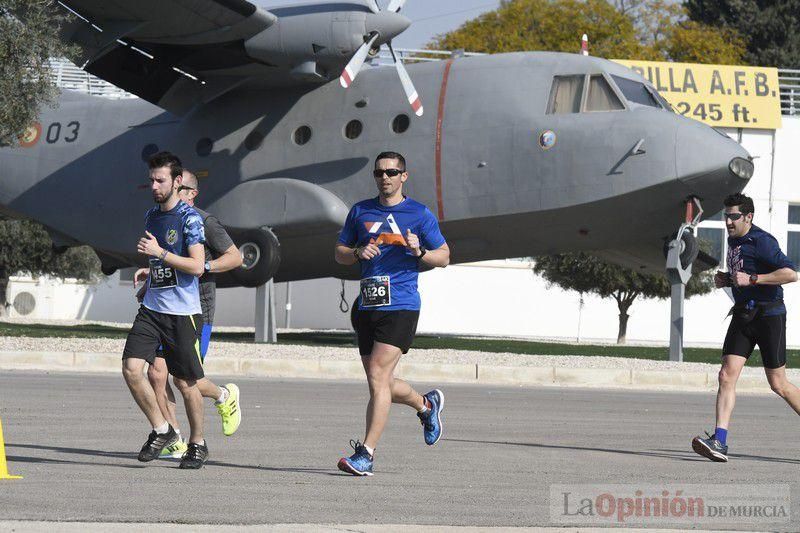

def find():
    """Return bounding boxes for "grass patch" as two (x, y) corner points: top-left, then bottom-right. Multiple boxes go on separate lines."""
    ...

(1, 321), (796, 366)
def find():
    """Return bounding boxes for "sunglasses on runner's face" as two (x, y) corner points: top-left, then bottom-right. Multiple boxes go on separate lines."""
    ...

(373, 168), (404, 178)
(723, 212), (746, 221)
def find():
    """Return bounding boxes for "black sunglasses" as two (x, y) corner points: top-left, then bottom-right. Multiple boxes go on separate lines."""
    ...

(373, 168), (403, 178)
(723, 212), (746, 221)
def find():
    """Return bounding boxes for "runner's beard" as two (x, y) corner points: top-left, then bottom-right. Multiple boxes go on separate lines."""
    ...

(154, 188), (174, 204)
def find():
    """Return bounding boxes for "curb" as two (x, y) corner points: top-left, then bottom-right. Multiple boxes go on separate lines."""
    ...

(0, 350), (787, 394)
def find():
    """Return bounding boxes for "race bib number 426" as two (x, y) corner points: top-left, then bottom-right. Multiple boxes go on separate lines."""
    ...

(149, 258), (177, 289)
(360, 276), (391, 307)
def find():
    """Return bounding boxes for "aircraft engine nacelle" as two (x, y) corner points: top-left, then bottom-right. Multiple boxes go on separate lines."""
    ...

(216, 227), (281, 289)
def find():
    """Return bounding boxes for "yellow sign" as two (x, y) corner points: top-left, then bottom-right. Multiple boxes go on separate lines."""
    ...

(613, 60), (782, 129)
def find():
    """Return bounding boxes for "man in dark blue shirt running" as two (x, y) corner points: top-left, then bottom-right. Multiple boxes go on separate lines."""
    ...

(334, 151), (450, 476)
(693, 192), (799, 462)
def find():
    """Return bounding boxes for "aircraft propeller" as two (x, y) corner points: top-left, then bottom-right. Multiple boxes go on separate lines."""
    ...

(339, 0), (423, 117)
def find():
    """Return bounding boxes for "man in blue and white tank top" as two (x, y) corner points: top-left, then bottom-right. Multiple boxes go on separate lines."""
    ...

(334, 151), (451, 476)
(122, 151), (209, 469)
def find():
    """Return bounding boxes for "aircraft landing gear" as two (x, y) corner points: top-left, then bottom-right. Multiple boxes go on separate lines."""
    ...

(665, 197), (703, 362)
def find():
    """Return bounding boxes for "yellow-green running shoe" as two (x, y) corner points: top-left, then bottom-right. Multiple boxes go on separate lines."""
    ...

(159, 435), (188, 459)
(216, 383), (241, 436)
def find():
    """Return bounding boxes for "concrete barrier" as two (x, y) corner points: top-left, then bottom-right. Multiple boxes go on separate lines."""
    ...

(0, 350), (790, 395)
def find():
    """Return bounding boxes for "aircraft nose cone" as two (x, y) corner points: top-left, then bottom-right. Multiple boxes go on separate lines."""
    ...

(366, 11), (411, 45)
(676, 120), (752, 203)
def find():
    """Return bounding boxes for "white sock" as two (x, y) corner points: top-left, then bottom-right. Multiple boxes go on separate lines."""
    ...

(418, 397), (431, 414)
(364, 444), (375, 457)
(154, 422), (169, 434)
(215, 386), (229, 404)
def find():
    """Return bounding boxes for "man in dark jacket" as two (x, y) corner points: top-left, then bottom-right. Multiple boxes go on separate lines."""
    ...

(692, 193), (799, 462)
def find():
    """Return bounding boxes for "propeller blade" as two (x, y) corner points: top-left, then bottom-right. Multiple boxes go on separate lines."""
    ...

(366, 0), (380, 14)
(389, 43), (423, 116)
(340, 33), (380, 88)
(387, 0), (407, 12)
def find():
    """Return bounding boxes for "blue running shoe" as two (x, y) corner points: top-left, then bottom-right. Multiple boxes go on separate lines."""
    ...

(337, 440), (374, 476)
(418, 389), (445, 445)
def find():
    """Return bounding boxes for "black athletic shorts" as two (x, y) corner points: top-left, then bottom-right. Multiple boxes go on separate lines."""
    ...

(123, 306), (205, 380)
(722, 313), (786, 369)
(355, 310), (420, 356)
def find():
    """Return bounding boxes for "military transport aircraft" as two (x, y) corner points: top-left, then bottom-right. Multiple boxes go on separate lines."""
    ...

(0, 0), (753, 288)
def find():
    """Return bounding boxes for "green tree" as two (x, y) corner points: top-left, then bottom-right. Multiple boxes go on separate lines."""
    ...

(430, 0), (745, 64)
(0, 218), (101, 317)
(533, 253), (713, 344)
(685, 0), (800, 67)
(0, 0), (74, 145)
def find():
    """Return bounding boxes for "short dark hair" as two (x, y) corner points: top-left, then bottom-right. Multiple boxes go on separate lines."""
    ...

(148, 151), (183, 180)
(375, 151), (406, 172)
(723, 192), (754, 215)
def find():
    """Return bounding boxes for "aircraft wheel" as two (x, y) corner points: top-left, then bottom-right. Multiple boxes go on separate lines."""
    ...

(663, 228), (699, 269)
(228, 228), (281, 288)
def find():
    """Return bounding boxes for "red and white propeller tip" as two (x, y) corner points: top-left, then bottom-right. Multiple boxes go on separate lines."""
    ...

(340, 33), (379, 88)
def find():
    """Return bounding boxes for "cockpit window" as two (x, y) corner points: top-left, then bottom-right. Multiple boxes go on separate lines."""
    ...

(586, 75), (624, 112)
(611, 75), (661, 108)
(547, 75), (584, 114)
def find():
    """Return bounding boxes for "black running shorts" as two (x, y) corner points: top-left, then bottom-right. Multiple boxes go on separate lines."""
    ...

(355, 310), (420, 356)
(123, 306), (205, 380)
(722, 313), (786, 369)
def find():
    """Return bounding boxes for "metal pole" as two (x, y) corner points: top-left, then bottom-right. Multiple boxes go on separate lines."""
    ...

(285, 281), (292, 329)
(254, 280), (277, 343)
(669, 280), (685, 362)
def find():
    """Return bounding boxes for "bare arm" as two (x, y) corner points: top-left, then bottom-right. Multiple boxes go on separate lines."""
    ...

(208, 244), (243, 273)
(137, 231), (204, 276)
(753, 267), (798, 285)
(732, 267), (798, 287)
(335, 244), (359, 266)
(165, 243), (205, 276)
(420, 242), (450, 268)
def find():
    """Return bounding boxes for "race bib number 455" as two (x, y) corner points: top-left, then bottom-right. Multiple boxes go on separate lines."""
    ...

(360, 276), (390, 307)
(149, 258), (177, 289)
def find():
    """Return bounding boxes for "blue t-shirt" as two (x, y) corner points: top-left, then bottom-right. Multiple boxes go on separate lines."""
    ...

(727, 225), (795, 316)
(142, 201), (205, 316)
(338, 197), (446, 311)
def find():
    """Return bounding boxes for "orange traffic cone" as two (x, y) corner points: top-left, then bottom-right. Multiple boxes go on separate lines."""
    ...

(0, 419), (22, 479)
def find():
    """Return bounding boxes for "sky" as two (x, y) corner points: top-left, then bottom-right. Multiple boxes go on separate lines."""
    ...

(253, 1), (503, 50)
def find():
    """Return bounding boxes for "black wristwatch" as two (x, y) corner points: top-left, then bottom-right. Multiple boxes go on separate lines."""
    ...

(749, 273), (758, 285)
(417, 247), (427, 259)
(353, 246), (361, 259)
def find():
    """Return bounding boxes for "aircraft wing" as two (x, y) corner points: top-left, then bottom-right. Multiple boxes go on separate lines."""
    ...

(58, 0), (278, 115)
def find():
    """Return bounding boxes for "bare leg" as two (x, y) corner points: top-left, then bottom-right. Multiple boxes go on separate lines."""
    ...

(362, 342), (403, 450)
(765, 366), (800, 415)
(173, 377), (204, 444)
(715, 354), (747, 430)
(389, 378), (426, 411)
(122, 358), (167, 428)
(196, 378), (223, 402)
(147, 358), (179, 430)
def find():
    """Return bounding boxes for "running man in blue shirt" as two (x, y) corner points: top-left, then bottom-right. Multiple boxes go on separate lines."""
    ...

(135, 170), (244, 460)
(122, 151), (209, 469)
(334, 151), (451, 476)
(692, 193), (799, 462)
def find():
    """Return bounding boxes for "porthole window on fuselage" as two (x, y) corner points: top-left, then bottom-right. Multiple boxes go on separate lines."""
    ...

(392, 114), (410, 133)
(344, 120), (363, 140)
(294, 125), (312, 145)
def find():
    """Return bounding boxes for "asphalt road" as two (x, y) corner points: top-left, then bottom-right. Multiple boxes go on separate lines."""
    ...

(0, 371), (798, 530)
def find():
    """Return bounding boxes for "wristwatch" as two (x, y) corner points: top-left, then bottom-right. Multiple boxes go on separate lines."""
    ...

(353, 246), (361, 259)
(749, 273), (758, 285)
(417, 247), (427, 259)
(204, 261), (211, 273)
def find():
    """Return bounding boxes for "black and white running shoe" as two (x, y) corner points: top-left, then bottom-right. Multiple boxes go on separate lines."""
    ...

(138, 425), (177, 462)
